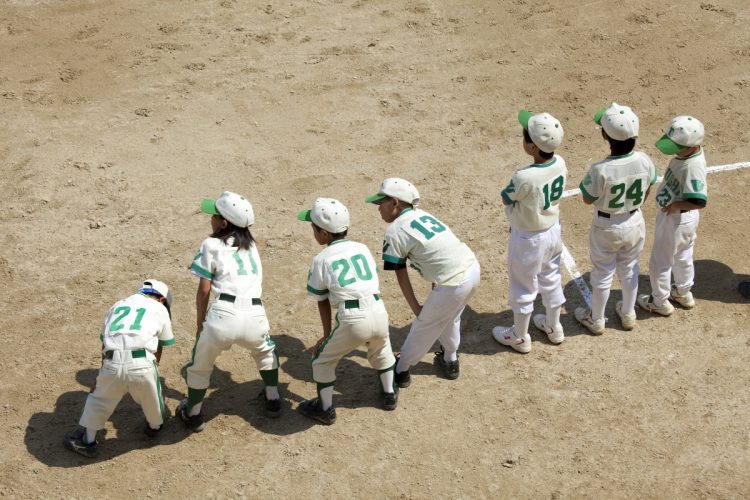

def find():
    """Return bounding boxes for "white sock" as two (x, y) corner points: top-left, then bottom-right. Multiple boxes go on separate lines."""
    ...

(591, 287), (609, 322)
(85, 427), (97, 444)
(442, 349), (458, 362)
(546, 305), (561, 329)
(379, 370), (394, 393)
(189, 402), (203, 417)
(514, 311), (531, 336)
(319, 386), (334, 410)
(265, 386), (280, 400)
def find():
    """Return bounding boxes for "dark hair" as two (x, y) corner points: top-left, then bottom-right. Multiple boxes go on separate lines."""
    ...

(603, 131), (636, 156)
(211, 218), (255, 250)
(143, 292), (171, 319)
(523, 129), (554, 160)
(313, 223), (347, 240)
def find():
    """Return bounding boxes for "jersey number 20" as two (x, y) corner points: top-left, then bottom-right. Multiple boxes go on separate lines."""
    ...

(332, 254), (373, 287)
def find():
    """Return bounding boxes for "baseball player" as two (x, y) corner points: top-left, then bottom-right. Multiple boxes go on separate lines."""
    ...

(366, 178), (480, 386)
(575, 103), (657, 334)
(296, 198), (397, 425)
(492, 110), (567, 353)
(638, 116), (708, 315)
(179, 191), (281, 433)
(63, 279), (175, 458)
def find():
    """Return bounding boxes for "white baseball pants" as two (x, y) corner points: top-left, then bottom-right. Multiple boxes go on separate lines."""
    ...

(588, 210), (645, 320)
(649, 209), (699, 305)
(398, 260), (480, 371)
(79, 350), (165, 431)
(507, 221), (565, 315)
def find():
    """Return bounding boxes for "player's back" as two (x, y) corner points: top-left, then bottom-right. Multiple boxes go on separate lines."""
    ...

(190, 236), (264, 299)
(311, 240), (380, 305)
(504, 154), (567, 232)
(101, 293), (170, 352)
(587, 151), (656, 214)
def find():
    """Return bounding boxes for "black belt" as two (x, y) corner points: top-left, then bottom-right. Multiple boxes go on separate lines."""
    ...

(598, 209), (637, 219)
(680, 209), (690, 213)
(105, 349), (146, 359)
(344, 294), (380, 309)
(218, 293), (262, 305)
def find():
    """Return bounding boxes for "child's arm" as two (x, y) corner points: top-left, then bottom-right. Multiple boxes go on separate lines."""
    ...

(156, 344), (163, 364)
(312, 298), (332, 354)
(195, 278), (212, 337)
(395, 267), (422, 317)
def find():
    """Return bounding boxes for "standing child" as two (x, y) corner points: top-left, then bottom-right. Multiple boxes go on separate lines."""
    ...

(575, 103), (657, 334)
(638, 116), (708, 315)
(179, 191), (281, 432)
(366, 178), (480, 386)
(63, 279), (175, 457)
(296, 198), (397, 425)
(492, 110), (567, 353)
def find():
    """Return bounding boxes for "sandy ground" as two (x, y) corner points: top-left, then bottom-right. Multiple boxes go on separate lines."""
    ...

(1, 0), (750, 498)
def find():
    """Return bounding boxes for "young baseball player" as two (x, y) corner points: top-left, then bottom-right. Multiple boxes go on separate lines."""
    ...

(491, 110), (567, 353)
(179, 191), (281, 432)
(574, 103), (658, 334)
(637, 116), (708, 315)
(366, 178), (480, 386)
(296, 198), (397, 425)
(63, 279), (175, 458)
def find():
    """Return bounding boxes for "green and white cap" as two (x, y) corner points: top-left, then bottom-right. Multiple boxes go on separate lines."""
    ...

(200, 191), (254, 227)
(594, 102), (639, 141)
(365, 178), (420, 206)
(518, 110), (564, 153)
(297, 197), (350, 233)
(655, 115), (704, 155)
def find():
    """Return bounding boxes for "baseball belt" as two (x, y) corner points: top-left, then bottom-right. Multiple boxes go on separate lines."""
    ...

(597, 209), (638, 219)
(105, 349), (146, 359)
(218, 293), (262, 306)
(344, 294), (381, 309)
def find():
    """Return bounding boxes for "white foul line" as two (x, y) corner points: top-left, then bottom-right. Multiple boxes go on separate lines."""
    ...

(558, 160), (750, 306)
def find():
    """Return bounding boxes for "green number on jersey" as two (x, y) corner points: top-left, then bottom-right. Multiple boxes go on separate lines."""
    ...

(232, 250), (258, 276)
(410, 215), (447, 240)
(542, 175), (564, 210)
(608, 179), (644, 209)
(332, 253), (374, 287)
(110, 306), (147, 332)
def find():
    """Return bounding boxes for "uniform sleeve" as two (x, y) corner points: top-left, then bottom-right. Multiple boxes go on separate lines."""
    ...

(645, 154), (658, 186)
(306, 257), (329, 301)
(189, 239), (214, 280)
(157, 312), (176, 346)
(382, 225), (410, 269)
(99, 306), (115, 341)
(500, 179), (515, 205)
(579, 168), (599, 201)
(682, 163), (708, 203)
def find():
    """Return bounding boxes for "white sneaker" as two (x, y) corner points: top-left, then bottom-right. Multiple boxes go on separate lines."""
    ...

(492, 325), (532, 354)
(615, 301), (636, 330)
(670, 287), (695, 309)
(637, 294), (674, 316)
(574, 307), (605, 335)
(532, 314), (564, 344)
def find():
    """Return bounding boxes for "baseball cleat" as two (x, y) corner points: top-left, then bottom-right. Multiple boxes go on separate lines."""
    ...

(298, 398), (337, 425)
(669, 287), (695, 309)
(177, 398), (206, 432)
(394, 355), (411, 388)
(574, 307), (605, 335)
(143, 422), (163, 438)
(382, 386), (399, 411)
(433, 348), (460, 380)
(637, 294), (674, 316)
(532, 314), (564, 344)
(63, 427), (98, 458)
(492, 325), (532, 354)
(257, 391), (282, 418)
(615, 301), (636, 330)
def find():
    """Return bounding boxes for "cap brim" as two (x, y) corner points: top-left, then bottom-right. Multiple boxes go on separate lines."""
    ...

(517, 109), (533, 130)
(297, 209), (313, 222)
(593, 107), (607, 125)
(200, 199), (219, 215)
(655, 135), (683, 155)
(365, 193), (387, 204)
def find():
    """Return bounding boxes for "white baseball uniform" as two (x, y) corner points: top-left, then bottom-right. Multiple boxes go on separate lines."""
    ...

(648, 148), (708, 304)
(306, 239), (394, 384)
(383, 208), (480, 371)
(79, 293), (175, 431)
(579, 151), (658, 320)
(186, 237), (278, 392)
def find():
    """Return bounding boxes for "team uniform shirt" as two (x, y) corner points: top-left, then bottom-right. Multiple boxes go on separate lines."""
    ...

(189, 236), (263, 299)
(579, 151), (657, 214)
(99, 293), (175, 354)
(653, 148), (708, 209)
(501, 155), (567, 231)
(382, 208), (476, 286)
(306, 240), (381, 306)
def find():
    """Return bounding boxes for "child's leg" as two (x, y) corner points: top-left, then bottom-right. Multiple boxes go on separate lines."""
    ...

(649, 211), (678, 305)
(128, 358), (166, 430)
(616, 219), (646, 315)
(672, 214), (699, 295)
(589, 225), (617, 322)
(310, 316), (360, 410)
(508, 231), (543, 331)
(79, 362), (126, 442)
(185, 330), (229, 416)
(539, 226), (565, 326)
(236, 311), (280, 401)
(366, 305), (397, 393)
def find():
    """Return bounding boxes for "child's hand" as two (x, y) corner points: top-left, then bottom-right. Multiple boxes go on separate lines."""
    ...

(310, 338), (325, 356)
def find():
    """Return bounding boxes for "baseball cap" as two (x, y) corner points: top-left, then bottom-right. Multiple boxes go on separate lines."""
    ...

(655, 115), (705, 154)
(297, 197), (350, 233)
(139, 278), (173, 307)
(594, 102), (639, 141)
(518, 110), (564, 153)
(364, 178), (420, 206)
(200, 191), (254, 227)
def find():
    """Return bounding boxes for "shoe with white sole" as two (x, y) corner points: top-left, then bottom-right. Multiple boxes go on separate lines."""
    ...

(532, 314), (564, 344)
(615, 301), (636, 330)
(574, 307), (605, 335)
(637, 294), (674, 316)
(669, 287), (695, 309)
(492, 325), (531, 354)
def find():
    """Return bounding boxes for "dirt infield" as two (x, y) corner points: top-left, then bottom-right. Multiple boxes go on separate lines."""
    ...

(2, 1), (749, 498)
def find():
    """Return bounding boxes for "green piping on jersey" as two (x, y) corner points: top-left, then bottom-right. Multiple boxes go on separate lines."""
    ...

(307, 285), (329, 295)
(650, 168), (658, 185)
(531, 157), (557, 169)
(383, 254), (407, 265)
(158, 338), (176, 347)
(501, 181), (515, 205)
(676, 149), (703, 160)
(311, 312), (341, 362)
(682, 192), (708, 202)
(579, 181), (597, 202)
(396, 207), (414, 218)
(189, 262), (213, 280)
(606, 151), (636, 160)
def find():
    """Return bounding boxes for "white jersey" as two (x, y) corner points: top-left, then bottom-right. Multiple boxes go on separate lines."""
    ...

(100, 293), (175, 354)
(501, 155), (567, 231)
(189, 236), (263, 298)
(382, 208), (476, 286)
(306, 239), (381, 306)
(654, 148), (708, 209)
(579, 151), (657, 214)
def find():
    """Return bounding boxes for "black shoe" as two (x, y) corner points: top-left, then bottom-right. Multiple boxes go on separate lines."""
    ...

(740, 280), (750, 299)
(258, 391), (282, 418)
(144, 422), (163, 438)
(298, 398), (336, 425)
(394, 355), (411, 388)
(63, 427), (98, 458)
(177, 398), (206, 432)
(434, 349), (460, 380)
(382, 386), (399, 411)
